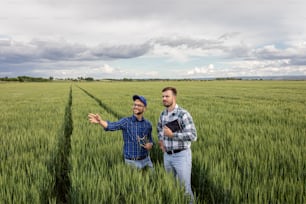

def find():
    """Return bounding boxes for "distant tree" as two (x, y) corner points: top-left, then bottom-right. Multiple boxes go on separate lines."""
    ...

(85, 77), (94, 81)
(18, 76), (25, 82)
(123, 78), (132, 81)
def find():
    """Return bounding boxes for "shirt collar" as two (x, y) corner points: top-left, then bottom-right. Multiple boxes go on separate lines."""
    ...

(167, 104), (179, 114)
(132, 114), (144, 122)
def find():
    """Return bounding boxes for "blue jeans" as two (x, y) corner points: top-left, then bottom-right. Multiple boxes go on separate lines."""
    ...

(124, 156), (153, 169)
(164, 148), (194, 201)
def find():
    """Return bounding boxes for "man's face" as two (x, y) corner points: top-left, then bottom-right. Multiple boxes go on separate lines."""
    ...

(162, 90), (175, 107)
(133, 99), (145, 115)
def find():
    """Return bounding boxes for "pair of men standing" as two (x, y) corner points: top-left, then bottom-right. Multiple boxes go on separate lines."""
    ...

(88, 87), (197, 201)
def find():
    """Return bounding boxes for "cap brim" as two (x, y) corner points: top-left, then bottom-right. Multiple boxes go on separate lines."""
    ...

(133, 95), (140, 101)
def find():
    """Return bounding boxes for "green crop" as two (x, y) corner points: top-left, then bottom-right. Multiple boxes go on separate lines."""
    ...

(1, 80), (305, 203)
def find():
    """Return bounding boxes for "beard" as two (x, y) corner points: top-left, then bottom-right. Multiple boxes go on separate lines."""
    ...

(135, 111), (143, 115)
(133, 109), (144, 115)
(163, 101), (173, 108)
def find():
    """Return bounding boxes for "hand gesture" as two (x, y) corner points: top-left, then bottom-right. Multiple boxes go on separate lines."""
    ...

(88, 113), (102, 124)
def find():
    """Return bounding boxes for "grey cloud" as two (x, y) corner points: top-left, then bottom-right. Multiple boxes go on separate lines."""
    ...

(152, 35), (256, 60)
(0, 40), (35, 63)
(0, 35), (236, 65)
(153, 35), (306, 68)
(91, 43), (151, 59)
(253, 46), (289, 60)
(31, 39), (87, 60)
(0, 39), (152, 64)
(152, 36), (224, 50)
(290, 58), (306, 66)
(252, 46), (306, 66)
(0, 39), (87, 63)
(218, 32), (240, 40)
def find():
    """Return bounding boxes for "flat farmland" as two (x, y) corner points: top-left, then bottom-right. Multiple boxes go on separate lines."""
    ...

(0, 80), (305, 203)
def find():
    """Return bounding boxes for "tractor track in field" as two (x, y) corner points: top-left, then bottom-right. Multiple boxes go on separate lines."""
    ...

(54, 86), (109, 204)
(78, 86), (124, 119)
(54, 86), (73, 204)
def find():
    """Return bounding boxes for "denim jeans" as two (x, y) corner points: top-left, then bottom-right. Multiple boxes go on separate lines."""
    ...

(164, 148), (194, 201)
(124, 156), (153, 169)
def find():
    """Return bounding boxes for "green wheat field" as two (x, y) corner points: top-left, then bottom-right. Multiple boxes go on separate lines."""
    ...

(1, 80), (305, 203)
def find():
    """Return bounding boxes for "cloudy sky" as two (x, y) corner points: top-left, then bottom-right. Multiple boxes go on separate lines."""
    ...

(1, 0), (306, 79)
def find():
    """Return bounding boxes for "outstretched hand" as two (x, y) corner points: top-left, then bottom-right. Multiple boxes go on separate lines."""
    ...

(88, 113), (102, 124)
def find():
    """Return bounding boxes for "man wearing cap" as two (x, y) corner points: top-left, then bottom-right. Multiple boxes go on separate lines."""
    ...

(88, 95), (154, 169)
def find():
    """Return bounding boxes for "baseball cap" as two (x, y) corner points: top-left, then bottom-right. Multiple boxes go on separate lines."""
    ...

(133, 95), (147, 107)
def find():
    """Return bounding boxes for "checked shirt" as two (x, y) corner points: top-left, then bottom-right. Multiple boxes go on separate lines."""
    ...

(157, 104), (197, 152)
(105, 115), (153, 159)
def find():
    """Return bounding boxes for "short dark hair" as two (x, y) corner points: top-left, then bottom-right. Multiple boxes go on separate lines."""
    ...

(162, 87), (177, 96)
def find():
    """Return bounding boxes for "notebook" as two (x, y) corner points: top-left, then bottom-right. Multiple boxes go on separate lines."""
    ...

(165, 119), (182, 132)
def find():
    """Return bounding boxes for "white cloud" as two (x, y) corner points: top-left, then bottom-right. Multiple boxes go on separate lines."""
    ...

(187, 64), (215, 75)
(96, 64), (115, 74)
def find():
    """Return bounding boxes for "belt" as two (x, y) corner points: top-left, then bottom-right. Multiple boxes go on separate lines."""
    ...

(166, 149), (186, 155)
(125, 155), (147, 161)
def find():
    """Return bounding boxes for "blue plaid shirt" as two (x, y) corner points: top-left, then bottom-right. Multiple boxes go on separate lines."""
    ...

(105, 115), (153, 159)
(157, 104), (197, 152)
